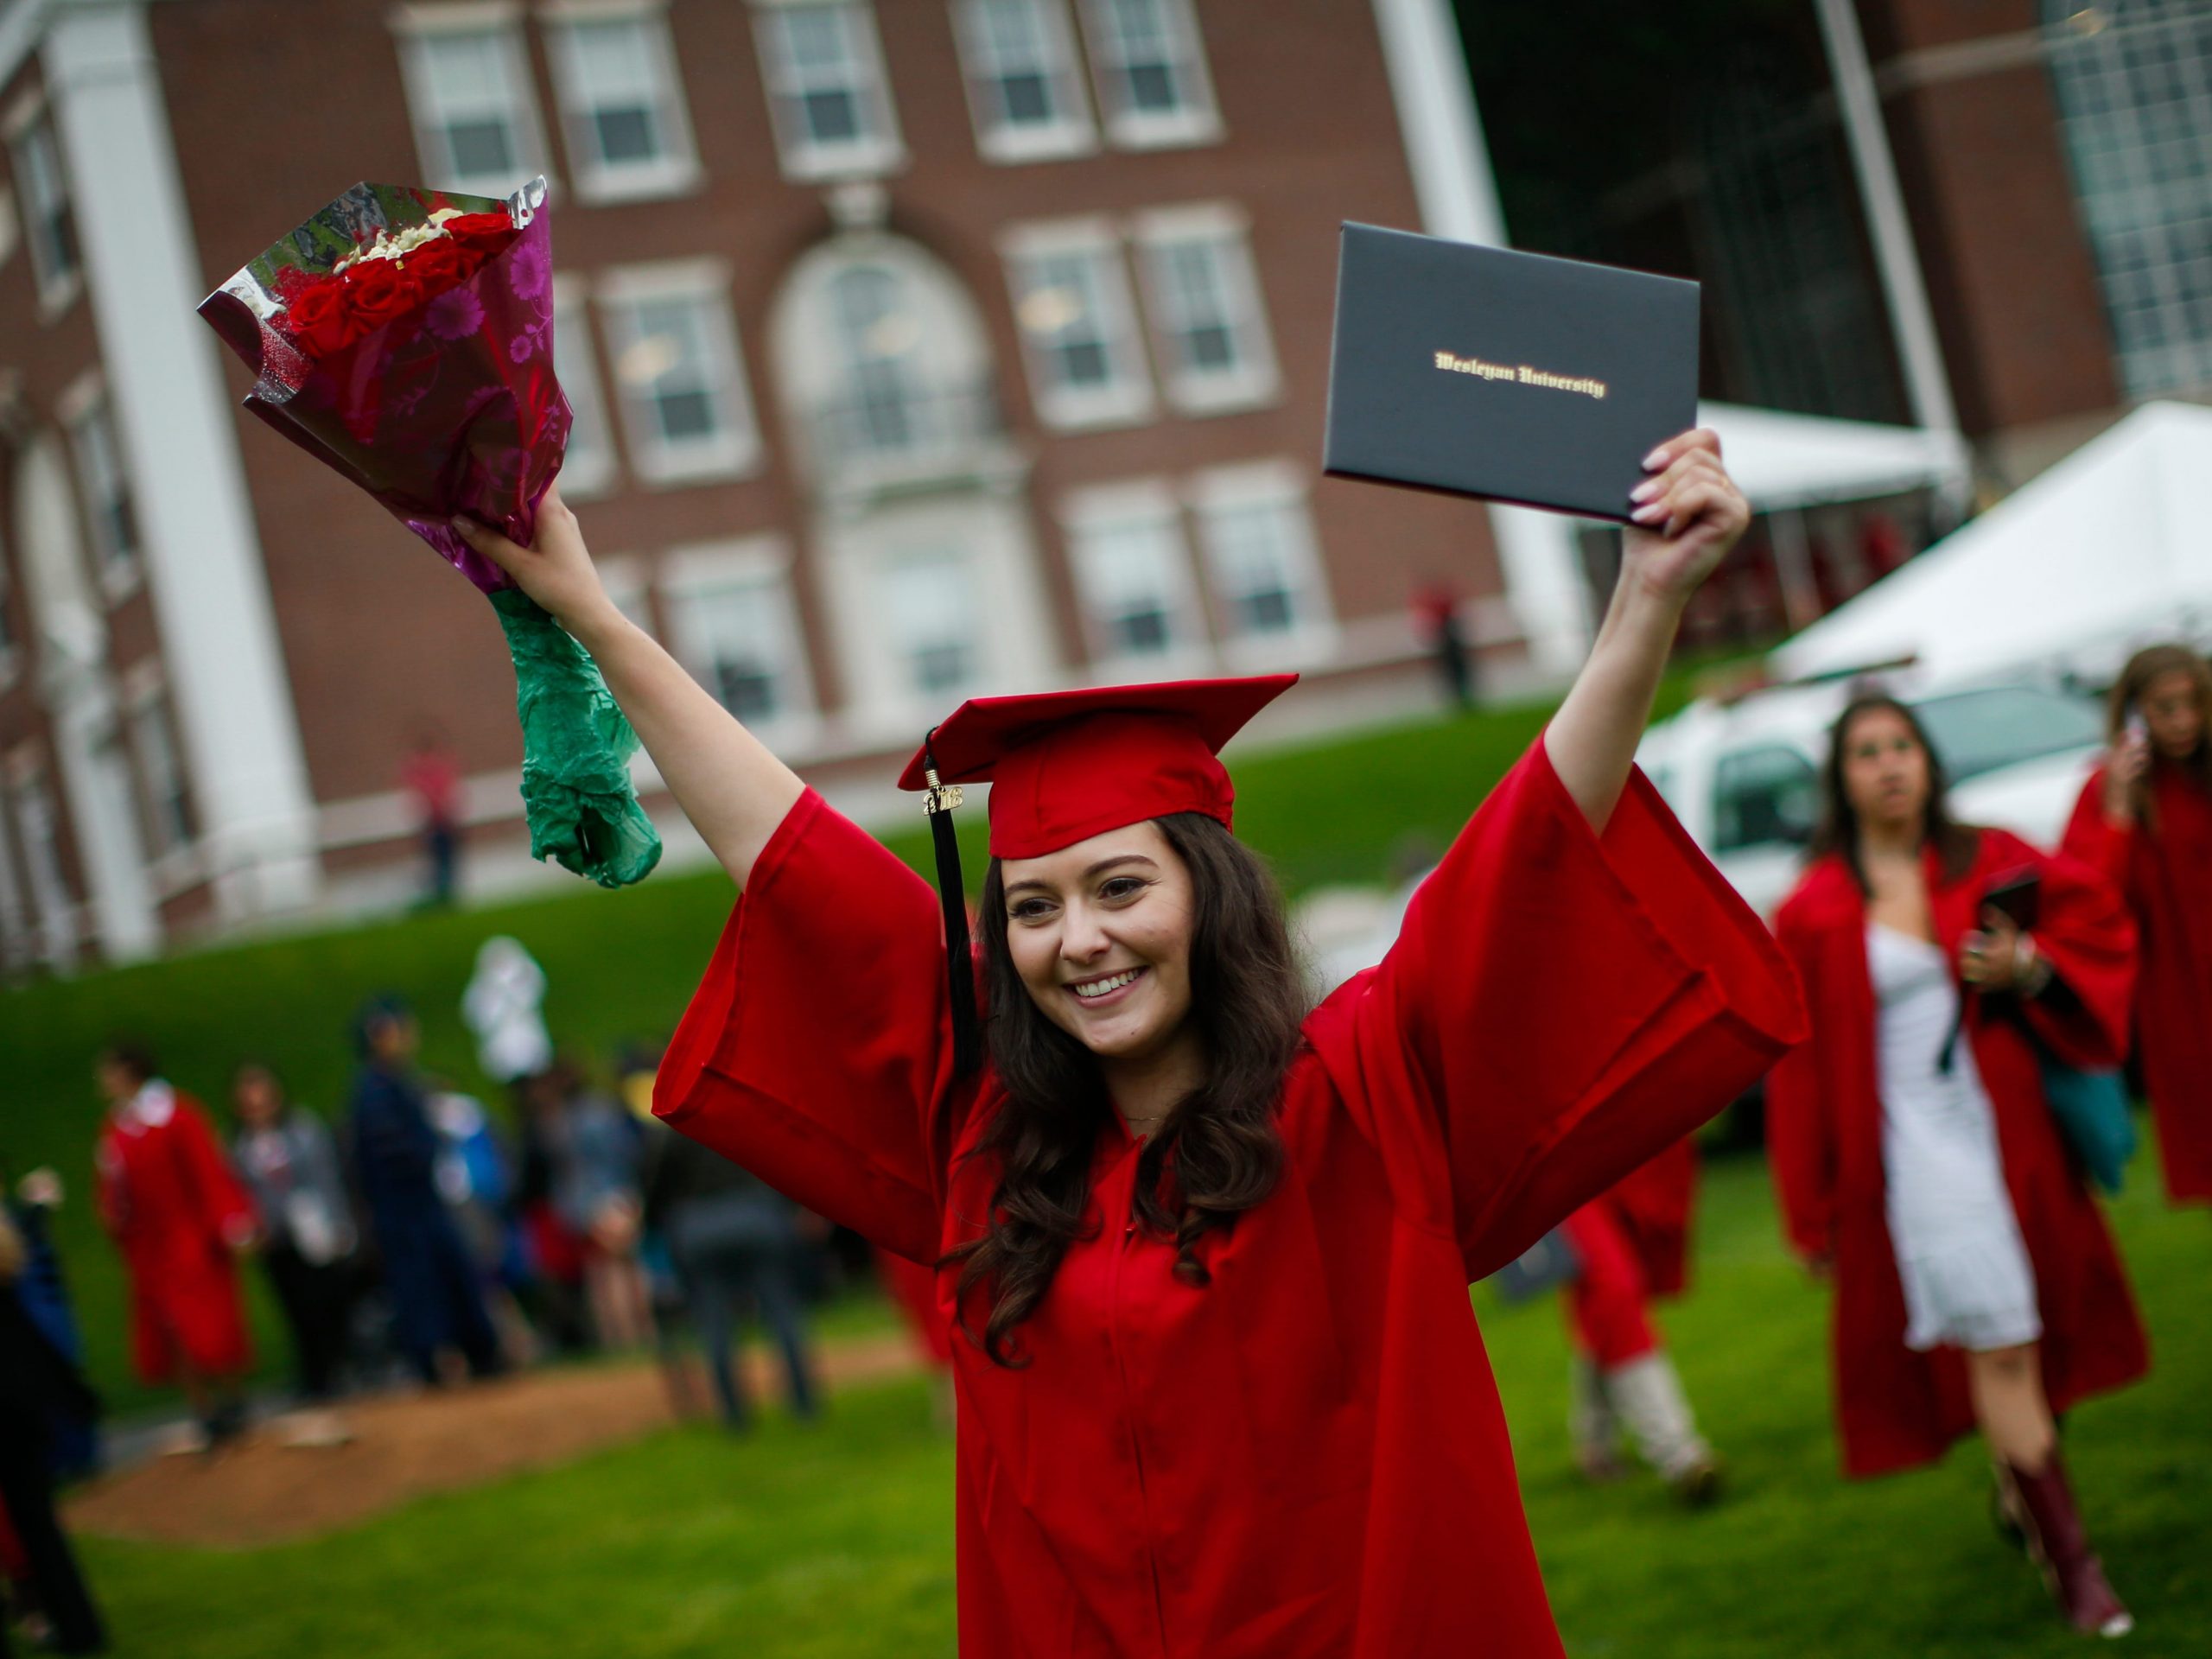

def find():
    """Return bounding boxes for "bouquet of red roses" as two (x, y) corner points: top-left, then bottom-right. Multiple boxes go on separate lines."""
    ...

(200, 177), (659, 888)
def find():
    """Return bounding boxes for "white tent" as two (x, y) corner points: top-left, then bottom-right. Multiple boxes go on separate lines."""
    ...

(1776, 401), (2212, 685)
(1697, 401), (1971, 513)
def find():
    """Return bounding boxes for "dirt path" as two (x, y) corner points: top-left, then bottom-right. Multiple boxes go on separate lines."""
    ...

(64, 1333), (922, 1549)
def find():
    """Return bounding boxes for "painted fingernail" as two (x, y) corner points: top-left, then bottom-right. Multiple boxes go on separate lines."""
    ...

(1630, 480), (1661, 503)
(1642, 447), (1668, 470)
(1630, 503), (1665, 523)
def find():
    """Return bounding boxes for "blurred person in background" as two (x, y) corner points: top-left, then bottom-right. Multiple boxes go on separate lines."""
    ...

(401, 724), (464, 908)
(2, 1166), (97, 1481)
(1560, 1139), (1719, 1503)
(423, 1088), (539, 1367)
(524, 1061), (652, 1350)
(92, 1043), (256, 1450)
(230, 1064), (359, 1406)
(1768, 695), (2146, 1637)
(641, 1116), (819, 1430)
(2063, 643), (2212, 1208)
(1411, 575), (1477, 710)
(347, 999), (504, 1385)
(461, 936), (554, 1104)
(0, 1206), (105, 1656)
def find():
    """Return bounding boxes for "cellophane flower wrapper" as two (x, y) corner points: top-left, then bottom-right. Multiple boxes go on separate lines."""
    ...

(200, 178), (660, 888)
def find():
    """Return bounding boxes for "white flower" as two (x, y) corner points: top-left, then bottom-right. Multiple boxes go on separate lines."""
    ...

(334, 220), (454, 275)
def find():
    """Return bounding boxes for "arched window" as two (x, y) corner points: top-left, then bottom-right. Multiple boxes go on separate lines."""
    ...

(826, 265), (930, 456)
(771, 236), (1001, 486)
(2044, 1), (2212, 396)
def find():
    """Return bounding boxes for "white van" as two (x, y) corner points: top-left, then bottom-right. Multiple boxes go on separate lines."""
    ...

(1636, 674), (2109, 923)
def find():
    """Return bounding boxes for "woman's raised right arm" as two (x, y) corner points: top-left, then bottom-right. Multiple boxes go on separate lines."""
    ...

(454, 491), (804, 890)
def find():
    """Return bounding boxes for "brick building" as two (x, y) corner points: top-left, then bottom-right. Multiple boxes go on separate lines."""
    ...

(3, 0), (2202, 972)
(1845, 0), (2211, 479)
(0, 0), (1597, 969)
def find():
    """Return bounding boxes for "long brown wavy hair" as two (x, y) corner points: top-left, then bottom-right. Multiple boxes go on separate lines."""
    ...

(947, 812), (1305, 1366)
(2108, 643), (2212, 829)
(1812, 693), (1980, 892)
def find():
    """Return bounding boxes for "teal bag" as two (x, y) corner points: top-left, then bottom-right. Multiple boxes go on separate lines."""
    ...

(2039, 1060), (2135, 1195)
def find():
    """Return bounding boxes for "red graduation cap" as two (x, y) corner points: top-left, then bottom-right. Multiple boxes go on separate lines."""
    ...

(897, 675), (1297, 1076)
(896, 675), (1298, 858)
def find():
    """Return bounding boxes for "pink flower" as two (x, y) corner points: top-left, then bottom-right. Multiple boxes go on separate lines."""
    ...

(424, 285), (486, 342)
(507, 240), (551, 302)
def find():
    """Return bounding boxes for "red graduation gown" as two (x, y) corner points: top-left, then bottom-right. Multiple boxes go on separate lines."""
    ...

(94, 1089), (257, 1384)
(658, 741), (1802, 1657)
(1765, 833), (2150, 1479)
(2063, 765), (2212, 1202)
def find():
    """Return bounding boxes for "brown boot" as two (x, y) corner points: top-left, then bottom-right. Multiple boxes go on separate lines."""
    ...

(2005, 1452), (2133, 1637)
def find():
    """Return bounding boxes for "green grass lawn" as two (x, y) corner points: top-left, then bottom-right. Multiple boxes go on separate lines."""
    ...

(0, 691), (1560, 1413)
(79, 1153), (2209, 1657)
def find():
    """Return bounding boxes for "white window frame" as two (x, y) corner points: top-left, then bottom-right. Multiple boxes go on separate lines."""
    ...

(953, 0), (1096, 165)
(550, 276), (620, 498)
(59, 374), (142, 606)
(874, 546), (989, 703)
(0, 773), (29, 978)
(0, 522), (19, 693)
(392, 3), (554, 200)
(1132, 203), (1279, 414)
(4, 746), (77, 972)
(659, 538), (817, 746)
(595, 259), (763, 485)
(0, 183), (22, 276)
(1058, 478), (1206, 673)
(542, 0), (702, 204)
(3, 94), (82, 319)
(751, 0), (906, 182)
(1187, 459), (1336, 667)
(1077, 0), (1221, 151)
(119, 663), (194, 866)
(1001, 216), (1155, 430)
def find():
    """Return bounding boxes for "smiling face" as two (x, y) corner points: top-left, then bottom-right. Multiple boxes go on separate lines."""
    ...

(1840, 703), (1931, 837)
(998, 820), (1198, 1066)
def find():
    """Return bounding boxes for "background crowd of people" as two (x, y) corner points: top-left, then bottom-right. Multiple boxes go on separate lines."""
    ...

(0, 935), (874, 1653)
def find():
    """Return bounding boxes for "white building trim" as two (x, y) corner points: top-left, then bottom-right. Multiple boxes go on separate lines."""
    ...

(1368, 0), (1593, 678)
(42, 3), (321, 925)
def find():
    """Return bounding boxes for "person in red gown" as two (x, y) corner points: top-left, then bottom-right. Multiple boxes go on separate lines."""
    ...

(2062, 642), (2212, 1206)
(1561, 1138), (1719, 1500)
(92, 1043), (257, 1446)
(1768, 694), (2147, 1637)
(453, 429), (1805, 1657)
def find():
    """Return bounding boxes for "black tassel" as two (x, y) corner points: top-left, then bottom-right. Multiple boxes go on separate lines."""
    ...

(924, 731), (983, 1079)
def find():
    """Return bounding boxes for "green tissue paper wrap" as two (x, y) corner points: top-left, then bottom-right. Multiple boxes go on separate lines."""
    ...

(490, 588), (662, 888)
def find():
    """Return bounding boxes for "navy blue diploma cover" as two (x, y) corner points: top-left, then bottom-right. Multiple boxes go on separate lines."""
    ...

(1323, 224), (1700, 522)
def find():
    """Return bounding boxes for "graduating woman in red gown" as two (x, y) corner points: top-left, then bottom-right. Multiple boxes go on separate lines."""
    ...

(454, 429), (1804, 1657)
(1768, 696), (2147, 1637)
(92, 1043), (257, 1444)
(2062, 643), (2212, 1205)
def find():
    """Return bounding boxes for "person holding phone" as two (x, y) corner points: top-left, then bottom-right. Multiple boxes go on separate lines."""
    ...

(2063, 643), (2212, 1207)
(1767, 694), (2146, 1638)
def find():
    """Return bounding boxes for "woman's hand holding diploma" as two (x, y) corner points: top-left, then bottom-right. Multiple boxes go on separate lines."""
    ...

(454, 491), (804, 891)
(1546, 428), (1751, 833)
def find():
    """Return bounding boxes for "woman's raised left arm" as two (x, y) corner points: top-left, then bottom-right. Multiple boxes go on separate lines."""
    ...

(1545, 429), (1750, 833)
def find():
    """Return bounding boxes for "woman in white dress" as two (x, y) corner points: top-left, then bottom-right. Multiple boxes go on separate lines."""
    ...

(1769, 694), (2147, 1638)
